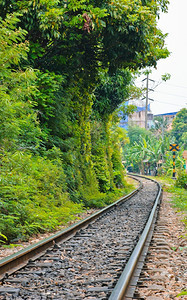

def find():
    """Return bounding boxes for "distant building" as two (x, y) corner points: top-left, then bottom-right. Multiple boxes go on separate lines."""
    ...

(119, 98), (179, 131)
(129, 105), (154, 129)
(154, 111), (178, 130)
(119, 99), (154, 130)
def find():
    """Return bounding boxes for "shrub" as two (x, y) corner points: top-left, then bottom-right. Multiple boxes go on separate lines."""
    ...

(0, 150), (84, 242)
(175, 170), (187, 189)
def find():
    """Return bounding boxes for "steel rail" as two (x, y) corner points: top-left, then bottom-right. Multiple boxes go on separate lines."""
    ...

(109, 174), (162, 300)
(0, 176), (142, 281)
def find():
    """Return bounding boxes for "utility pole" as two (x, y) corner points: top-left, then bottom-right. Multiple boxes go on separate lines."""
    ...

(145, 73), (149, 130)
(142, 72), (154, 129)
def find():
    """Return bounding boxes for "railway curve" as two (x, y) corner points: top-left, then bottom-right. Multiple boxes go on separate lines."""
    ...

(0, 175), (161, 299)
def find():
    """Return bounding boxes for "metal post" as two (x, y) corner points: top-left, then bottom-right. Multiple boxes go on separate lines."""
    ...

(172, 151), (176, 178)
(145, 73), (149, 129)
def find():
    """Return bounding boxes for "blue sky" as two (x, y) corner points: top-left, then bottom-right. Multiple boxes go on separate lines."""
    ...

(136, 0), (187, 115)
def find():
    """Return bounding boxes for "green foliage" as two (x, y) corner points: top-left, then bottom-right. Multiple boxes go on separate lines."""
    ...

(0, 0), (169, 79)
(171, 108), (187, 148)
(91, 118), (129, 193)
(177, 290), (187, 297)
(161, 149), (186, 177)
(175, 171), (187, 190)
(171, 188), (187, 218)
(152, 115), (171, 137)
(124, 127), (162, 174)
(0, 150), (84, 242)
(91, 143), (112, 193)
(93, 69), (132, 117)
(161, 73), (171, 81)
(110, 125), (128, 188)
(0, 14), (44, 152)
(0, 13), (28, 67)
(0, 233), (7, 244)
(0, 0), (170, 243)
(156, 176), (187, 229)
(81, 180), (135, 209)
(102, 0), (169, 71)
(127, 126), (153, 145)
(33, 70), (64, 122)
(123, 125), (185, 176)
(91, 120), (113, 193)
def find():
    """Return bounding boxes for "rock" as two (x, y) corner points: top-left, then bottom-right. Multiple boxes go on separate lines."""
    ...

(146, 297), (163, 300)
(147, 284), (165, 292)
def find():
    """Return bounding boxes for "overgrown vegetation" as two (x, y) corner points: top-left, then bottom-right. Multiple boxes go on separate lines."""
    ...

(124, 108), (187, 176)
(171, 108), (187, 148)
(156, 176), (187, 230)
(0, 150), (84, 241)
(175, 170), (187, 190)
(0, 0), (170, 243)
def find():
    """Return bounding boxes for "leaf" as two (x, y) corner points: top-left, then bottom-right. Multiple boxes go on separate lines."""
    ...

(0, 233), (7, 240)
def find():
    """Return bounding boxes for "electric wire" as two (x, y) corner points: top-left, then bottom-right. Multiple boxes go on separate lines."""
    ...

(152, 100), (185, 107)
(151, 90), (187, 99)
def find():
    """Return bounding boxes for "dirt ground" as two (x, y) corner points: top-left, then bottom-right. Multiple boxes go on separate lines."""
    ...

(135, 192), (187, 299)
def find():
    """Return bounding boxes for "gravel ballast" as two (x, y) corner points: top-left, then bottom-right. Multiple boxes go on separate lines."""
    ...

(134, 192), (186, 300)
(0, 178), (158, 299)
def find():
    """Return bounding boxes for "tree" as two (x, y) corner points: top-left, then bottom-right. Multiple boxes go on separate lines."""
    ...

(127, 126), (153, 145)
(0, 1), (170, 158)
(171, 108), (187, 148)
(124, 128), (166, 174)
(0, 14), (43, 152)
(0, 0), (169, 81)
(0, 14), (85, 242)
(152, 115), (170, 139)
(93, 69), (132, 118)
(0, 0), (171, 241)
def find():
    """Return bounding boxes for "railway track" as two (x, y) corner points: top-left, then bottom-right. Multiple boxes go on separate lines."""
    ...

(0, 175), (162, 299)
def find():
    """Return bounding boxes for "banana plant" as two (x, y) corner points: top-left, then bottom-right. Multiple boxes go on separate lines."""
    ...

(124, 135), (165, 174)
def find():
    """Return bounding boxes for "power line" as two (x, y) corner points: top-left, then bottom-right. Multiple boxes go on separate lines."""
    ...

(163, 82), (187, 89)
(153, 99), (186, 107)
(152, 90), (187, 99)
(136, 79), (187, 91)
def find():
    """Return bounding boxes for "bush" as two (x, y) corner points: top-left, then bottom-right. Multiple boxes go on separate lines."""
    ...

(0, 150), (84, 242)
(175, 170), (187, 189)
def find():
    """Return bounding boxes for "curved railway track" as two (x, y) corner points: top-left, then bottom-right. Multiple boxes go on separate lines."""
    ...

(0, 175), (162, 299)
